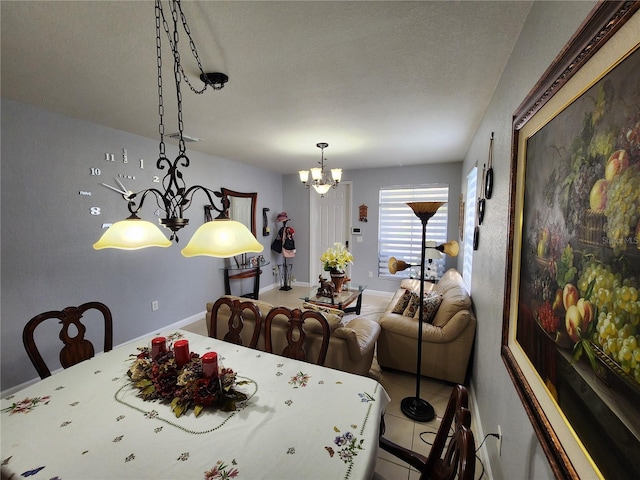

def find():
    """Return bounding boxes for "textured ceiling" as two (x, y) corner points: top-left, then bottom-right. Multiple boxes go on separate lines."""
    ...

(1, 1), (532, 174)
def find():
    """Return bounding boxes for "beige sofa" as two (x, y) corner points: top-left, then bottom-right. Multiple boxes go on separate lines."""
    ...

(206, 295), (381, 376)
(376, 269), (476, 384)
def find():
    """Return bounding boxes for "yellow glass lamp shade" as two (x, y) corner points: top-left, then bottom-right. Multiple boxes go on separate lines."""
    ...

(388, 257), (414, 274)
(93, 216), (171, 250)
(181, 219), (264, 258)
(438, 240), (459, 257)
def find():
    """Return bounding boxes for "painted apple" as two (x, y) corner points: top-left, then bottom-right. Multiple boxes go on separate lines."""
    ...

(576, 298), (594, 327)
(565, 305), (584, 343)
(604, 149), (629, 181)
(589, 178), (608, 211)
(563, 283), (579, 311)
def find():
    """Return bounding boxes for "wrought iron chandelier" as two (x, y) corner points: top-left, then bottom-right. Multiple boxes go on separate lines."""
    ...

(93, 0), (262, 257)
(298, 143), (342, 197)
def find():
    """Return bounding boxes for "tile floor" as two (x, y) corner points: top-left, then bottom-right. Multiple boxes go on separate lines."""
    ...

(184, 285), (487, 479)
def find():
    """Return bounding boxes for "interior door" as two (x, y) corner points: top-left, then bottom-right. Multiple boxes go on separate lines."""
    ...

(309, 182), (352, 285)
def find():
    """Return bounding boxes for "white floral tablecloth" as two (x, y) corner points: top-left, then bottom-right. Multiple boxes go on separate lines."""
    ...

(1, 330), (389, 480)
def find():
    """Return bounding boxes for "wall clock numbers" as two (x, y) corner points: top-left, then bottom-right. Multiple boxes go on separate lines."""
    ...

(88, 147), (159, 221)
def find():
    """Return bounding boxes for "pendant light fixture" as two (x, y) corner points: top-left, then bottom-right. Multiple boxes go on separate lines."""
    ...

(298, 143), (342, 197)
(93, 0), (262, 258)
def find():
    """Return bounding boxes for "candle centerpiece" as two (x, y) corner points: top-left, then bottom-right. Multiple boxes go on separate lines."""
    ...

(127, 339), (247, 418)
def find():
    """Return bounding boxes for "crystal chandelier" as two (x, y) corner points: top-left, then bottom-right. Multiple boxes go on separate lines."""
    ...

(298, 143), (342, 197)
(93, 0), (262, 258)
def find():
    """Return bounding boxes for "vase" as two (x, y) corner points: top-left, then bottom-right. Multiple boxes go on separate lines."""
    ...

(330, 271), (347, 293)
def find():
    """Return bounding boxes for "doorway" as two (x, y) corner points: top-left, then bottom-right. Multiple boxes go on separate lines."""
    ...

(309, 182), (352, 285)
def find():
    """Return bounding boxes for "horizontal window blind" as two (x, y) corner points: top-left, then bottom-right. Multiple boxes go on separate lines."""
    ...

(378, 185), (449, 280)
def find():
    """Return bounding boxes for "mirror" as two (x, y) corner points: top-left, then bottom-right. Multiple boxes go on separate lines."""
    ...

(221, 188), (257, 237)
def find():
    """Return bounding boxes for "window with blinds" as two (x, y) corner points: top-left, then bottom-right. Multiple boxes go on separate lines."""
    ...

(378, 185), (449, 280)
(462, 167), (477, 290)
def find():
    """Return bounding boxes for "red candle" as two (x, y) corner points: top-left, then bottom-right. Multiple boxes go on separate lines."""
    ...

(151, 337), (167, 360)
(173, 339), (190, 368)
(201, 352), (219, 378)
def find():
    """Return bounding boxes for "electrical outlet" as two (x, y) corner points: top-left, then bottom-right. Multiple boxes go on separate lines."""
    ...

(368, 271), (373, 278)
(497, 425), (502, 456)
(151, 300), (159, 311)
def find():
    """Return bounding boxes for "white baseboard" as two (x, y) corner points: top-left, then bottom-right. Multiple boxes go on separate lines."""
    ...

(469, 379), (495, 479)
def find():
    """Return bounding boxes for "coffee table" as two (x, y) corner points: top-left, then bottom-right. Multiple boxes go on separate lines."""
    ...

(302, 284), (367, 315)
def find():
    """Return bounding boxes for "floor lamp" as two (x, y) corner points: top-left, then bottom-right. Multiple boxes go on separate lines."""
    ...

(390, 201), (459, 422)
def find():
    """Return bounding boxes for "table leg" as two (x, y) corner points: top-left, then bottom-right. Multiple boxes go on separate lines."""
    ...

(343, 290), (364, 315)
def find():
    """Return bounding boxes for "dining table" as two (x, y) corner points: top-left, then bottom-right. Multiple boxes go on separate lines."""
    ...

(1, 329), (389, 480)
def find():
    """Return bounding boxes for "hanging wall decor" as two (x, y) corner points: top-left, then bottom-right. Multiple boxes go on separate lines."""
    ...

(262, 208), (270, 236)
(485, 132), (495, 199)
(359, 204), (368, 222)
(478, 163), (486, 225)
(502, 3), (640, 479)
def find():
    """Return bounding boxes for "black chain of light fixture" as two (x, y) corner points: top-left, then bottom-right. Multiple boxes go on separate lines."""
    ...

(122, 0), (227, 242)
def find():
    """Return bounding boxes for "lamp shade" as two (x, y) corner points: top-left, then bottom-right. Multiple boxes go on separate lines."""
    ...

(313, 183), (332, 195)
(388, 257), (414, 274)
(298, 170), (309, 183)
(181, 218), (264, 258)
(93, 216), (171, 250)
(436, 240), (460, 257)
(424, 248), (443, 260)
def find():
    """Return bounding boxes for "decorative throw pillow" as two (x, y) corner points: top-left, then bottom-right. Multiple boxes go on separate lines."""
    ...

(302, 302), (344, 332)
(402, 292), (421, 317)
(392, 289), (413, 314)
(414, 293), (443, 324)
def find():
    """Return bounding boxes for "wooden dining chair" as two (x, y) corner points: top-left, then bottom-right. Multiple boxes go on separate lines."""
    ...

(263, 306), (331, 366)
(22, 301), (113, 379)
(209, 297), (263, 348)
(432, 422), (476, 480)
(379, 384), (473, 479)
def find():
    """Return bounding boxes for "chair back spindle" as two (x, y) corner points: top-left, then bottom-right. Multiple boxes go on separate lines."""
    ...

(264, 306), (330, 365)
(210, 297), (262, 348)
(23, 301), (113, 379)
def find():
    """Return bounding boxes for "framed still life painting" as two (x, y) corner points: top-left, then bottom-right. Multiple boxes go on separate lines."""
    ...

(502, 2), (640, 479)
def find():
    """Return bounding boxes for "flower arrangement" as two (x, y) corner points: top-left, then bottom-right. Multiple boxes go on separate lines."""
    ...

(320, 242), (354, 272)
(127, 347), (247, 418)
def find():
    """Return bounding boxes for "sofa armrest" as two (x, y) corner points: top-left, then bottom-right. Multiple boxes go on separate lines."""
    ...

(334, 317), (381, 359)
(424, 310), (475, 342)
(379, 310), (474, 344)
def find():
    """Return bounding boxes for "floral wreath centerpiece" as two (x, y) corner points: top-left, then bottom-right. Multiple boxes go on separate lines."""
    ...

(320, 242), (354, 293)
(127, 337), (247, 418)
